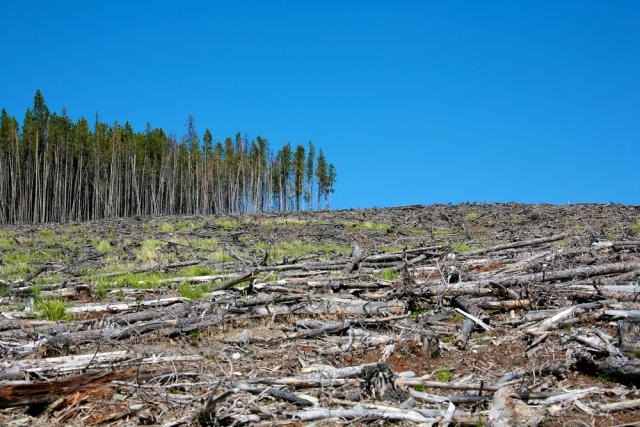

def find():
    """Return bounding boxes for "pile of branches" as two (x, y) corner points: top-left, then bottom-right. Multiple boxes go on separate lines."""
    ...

(0, 203), (639, 425)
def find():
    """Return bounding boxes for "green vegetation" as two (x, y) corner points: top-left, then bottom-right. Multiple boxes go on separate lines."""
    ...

(553, 239), (570, 248)
(95, 282), (108, 299)
(434, 228), (453, 237)
(0, 236), (12, 250)
(214, 218), (241, 228)
(33, 297), (72, 321)
(345, 221), (392, 232)
(257, 241), (349, 260)
(178, 282), (210, 299)
(409, 307), (433, 318)
(413, 383), (425, 392)
(632, 220), (640, 232)
(158, 222), (175, 232)
(181, 265), (214, 277)
(436, 369), (452, 383)
(451, 243), (473, 252)
(0, 91), (337, 223)
(627, 350), (640, 359)
(379, 268), (400, 280)
(135, 239), (166, 263)
(463, 213), (479, 220)
(95, 239), (112, 254)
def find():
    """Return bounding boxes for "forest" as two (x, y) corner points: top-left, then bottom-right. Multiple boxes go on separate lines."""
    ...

(0, 91), (337, 224)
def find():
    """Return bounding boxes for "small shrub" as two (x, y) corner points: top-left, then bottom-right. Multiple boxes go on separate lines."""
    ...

(464, 213), (479, 220)
(413, 384), (425, 392)
(632, 220), (640, 232)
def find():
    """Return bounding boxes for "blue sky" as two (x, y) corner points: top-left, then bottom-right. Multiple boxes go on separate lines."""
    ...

(1, 1), (638, 208)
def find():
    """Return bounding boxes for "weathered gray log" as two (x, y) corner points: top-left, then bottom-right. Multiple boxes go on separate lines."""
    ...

(289, 407), (435, 423)
(462, 232), (569, 256)
(232, 383), (313, 406)
(0, 351), (202, 381)
(449, 261), (640, 292)
(598, 398), (640, 412)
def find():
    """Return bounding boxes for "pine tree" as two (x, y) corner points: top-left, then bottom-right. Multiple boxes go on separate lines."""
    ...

(293, 144), (306, 211)
(0, 92), (338, 223)
(305, 142), (314, 211)
(315, 149), (327, 210)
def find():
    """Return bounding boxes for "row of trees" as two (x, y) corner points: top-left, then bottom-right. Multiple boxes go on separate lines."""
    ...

(0, 91), (337, 224)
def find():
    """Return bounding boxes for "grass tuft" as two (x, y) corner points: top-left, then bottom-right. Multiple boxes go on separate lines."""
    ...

(95, 240), (112, 254)
(379, 268), (400, 280)
(158, 222), (175, 232)
(177, 282), (209, 299)
(33, 297), (72, 321)
(436, 369), (452, 383)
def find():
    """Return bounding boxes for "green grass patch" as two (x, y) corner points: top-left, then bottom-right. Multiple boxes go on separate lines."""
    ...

(463, 213), (479, 220)
(181, 265), (214, 276)
(632, 220), (640, 232)
(434, 228), (453, 237)
(436, 369), (452, 383)
(403, 226), (427, 235)
(95, 282), (108, 299)
(113, 272), (164, 288)
(178, 282), (210, 299)
(95, 239), (112, 254)
(257, 241), (350, 259)
(193, 238), (219, 251)
(135, 239), (166, 263)
(214, 218), (241, 228)
(379, 268), (400, 281)
(553, 240), (570, 248)
(413, 384), (425, 392)
(158, 222), (175, 232)
(451, 243), (473, 252)
(33, 297), (72, 321)
(0, 237), (12, 250)
(349, 221), (392, 232)
(206, 250), (233, 262)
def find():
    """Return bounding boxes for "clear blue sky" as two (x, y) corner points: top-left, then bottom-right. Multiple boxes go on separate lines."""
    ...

(1, 1), (639, 208)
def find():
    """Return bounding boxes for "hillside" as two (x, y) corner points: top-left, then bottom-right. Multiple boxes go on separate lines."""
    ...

(1, 203), (639, 425)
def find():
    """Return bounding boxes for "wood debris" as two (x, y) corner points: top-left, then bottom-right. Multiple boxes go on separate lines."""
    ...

(0, 203), (639, 425)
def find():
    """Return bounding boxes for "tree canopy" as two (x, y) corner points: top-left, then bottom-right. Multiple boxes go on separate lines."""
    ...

(0, 91), (337, 223)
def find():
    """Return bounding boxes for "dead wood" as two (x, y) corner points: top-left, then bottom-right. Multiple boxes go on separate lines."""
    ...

(1, 204), (639, 425)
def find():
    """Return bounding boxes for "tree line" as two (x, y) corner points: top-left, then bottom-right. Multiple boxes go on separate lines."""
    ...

(0, 91), (337, 224)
